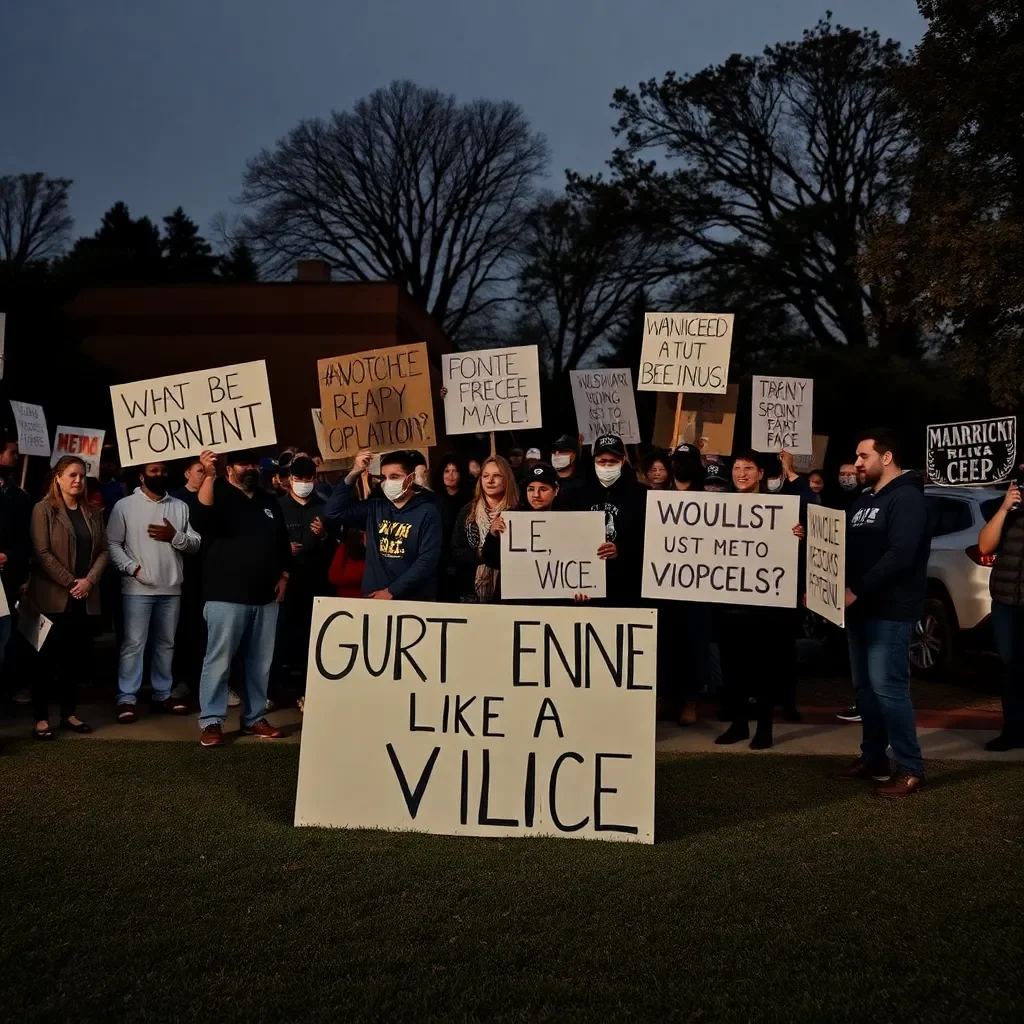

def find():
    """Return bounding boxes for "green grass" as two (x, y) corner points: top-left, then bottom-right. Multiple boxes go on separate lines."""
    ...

(1, 742), (1021, 1023)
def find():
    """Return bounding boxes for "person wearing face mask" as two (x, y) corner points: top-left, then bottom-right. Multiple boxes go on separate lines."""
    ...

(106, 461), (201, 721)
(550, 433), (585, 507)
(325, 448), (442, 602)
(567, 434), (647, 606)
(191, 450), (292, 748)
(828, 461), (862, 512)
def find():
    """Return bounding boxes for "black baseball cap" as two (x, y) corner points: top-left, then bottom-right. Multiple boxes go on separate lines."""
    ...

(524, 463), (559, 488)
(704, 461), (730, 489)
(226, 449), (259, 467)
(552, 433), (578, 452)
(593, 434), (626, 458)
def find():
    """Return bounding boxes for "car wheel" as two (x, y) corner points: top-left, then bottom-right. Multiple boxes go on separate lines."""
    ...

(911, 598), (955, 679)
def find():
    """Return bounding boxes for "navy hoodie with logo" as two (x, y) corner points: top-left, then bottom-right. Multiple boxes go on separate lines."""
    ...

(846, 472), (930, 622)
(324, 480), (442, 599)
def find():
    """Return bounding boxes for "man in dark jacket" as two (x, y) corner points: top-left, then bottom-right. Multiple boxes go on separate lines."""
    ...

(0, 433), (32, 706)
(838, 429), (929, 796)
(325, 449), (442, 600)
(551, 433), (586, 508)
(192, 449), (291, 747)
(567, 434), (647, 606)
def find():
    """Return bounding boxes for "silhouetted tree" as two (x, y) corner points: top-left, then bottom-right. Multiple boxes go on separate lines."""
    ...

(0, 173), (73, 265)
(162, 207), (218, 281)
(63, 201), (164, 283)
(218, 240), (260, 282)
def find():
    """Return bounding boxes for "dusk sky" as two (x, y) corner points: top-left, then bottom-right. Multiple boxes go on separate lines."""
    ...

(1, 1), (925, 244)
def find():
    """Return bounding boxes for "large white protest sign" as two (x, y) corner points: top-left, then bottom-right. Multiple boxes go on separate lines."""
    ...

(51, 426), (105, 478)
(569, 369), (641, 446)
(500, 511), (607, 600)
(9, 400), (50, 456)
(751, 376), (813, 455)
(926, 417), (1017, 486)
(295, 598), (656, 843)
(443, 346), (542, 434)
(642, 491), (800, 608)
(806, 505), (845, 628)
(110, 360), (276, 466)
(638, 312), (734, 395)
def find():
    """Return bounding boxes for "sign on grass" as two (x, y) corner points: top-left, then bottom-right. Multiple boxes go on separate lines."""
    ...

(9, 400), (50, 457)
(751, 376), (813, 455)
(638, 312), (733, 394)
(569, 369), (640, 446)
(110, 361), (276, 465)
(499, 511), (606, 600)
(442, 345), (542, 434)
(641, 491), (800, 608)
(926, 416), (1017, 487)
(295, 599), (656, 843)
(806, 505), (845, 628)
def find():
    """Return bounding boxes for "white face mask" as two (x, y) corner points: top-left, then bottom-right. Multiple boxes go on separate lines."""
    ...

(292, 481), (315, 498)
(595, 464), (622, 487)
(551, 454), (572, 471)
(839, 475), (858, 492)
(381, 478), (406, 503)
(766, 477), (784, 493)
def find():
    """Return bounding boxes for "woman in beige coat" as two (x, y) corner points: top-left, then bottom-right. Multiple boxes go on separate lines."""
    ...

(27, 455), (109, 739)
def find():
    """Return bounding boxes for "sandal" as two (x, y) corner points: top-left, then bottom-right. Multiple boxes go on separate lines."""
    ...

(60, 718), (93, 734)
(117, 707), (138, 724)
(151, 698), (189, 716)
(32, 725), (54, 741)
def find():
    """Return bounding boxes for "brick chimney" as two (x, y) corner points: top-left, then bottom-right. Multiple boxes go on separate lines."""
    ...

(295, 259), (332, 282)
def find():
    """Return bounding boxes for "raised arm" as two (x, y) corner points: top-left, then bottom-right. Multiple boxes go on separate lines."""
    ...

(323, 449), (373, 530)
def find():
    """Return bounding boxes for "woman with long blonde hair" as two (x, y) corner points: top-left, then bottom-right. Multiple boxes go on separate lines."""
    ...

(449, 455), (519, 602)
(26, 455), (109, 739)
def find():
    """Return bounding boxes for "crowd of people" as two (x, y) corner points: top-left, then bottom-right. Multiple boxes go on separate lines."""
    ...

(1, 423), (1022, 794)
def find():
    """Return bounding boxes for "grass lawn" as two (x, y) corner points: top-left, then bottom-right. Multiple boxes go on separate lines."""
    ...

(1, 742), (1021, 1023)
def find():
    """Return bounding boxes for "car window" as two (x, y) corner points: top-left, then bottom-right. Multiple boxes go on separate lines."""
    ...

(981, 498), (1006, 522)
(925, 497), (974, 537)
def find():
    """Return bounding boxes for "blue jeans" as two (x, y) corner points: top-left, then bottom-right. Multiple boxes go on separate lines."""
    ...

(199, 601), (279, 729)
(990, 601), (1024, 735)
(847, 617), (924, 776)
(118, 594), (181, 705)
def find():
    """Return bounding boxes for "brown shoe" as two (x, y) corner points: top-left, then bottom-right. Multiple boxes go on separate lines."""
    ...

(679, 703), (698, 727)
(151, 698), (189, 715)
(875, 774), (925, 798)
(833, 756), (891, 782)
(200, 724), (224, 748)
(240, 718), (283, 739)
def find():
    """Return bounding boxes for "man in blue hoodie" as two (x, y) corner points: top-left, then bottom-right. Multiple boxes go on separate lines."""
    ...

(838, 428), (929, 797)
(325, 449), (442, 600)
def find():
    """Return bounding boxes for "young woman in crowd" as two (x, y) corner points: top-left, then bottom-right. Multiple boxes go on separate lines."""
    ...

(434, 453), (474, 601)
(27, 456), (110, 739)
(450, 455), (519, 603)
(714, 450), (804, 750)
(641, 451), (673, 490)
(977, 478), (1024, 750)
(808, 469), (826, 497)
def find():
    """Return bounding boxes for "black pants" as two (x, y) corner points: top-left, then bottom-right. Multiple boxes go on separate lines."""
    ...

(171, 583), (207, 688)
(272, 585), (316, 696)
(32, 602), (93, 722)
(653, 600), (712, 709)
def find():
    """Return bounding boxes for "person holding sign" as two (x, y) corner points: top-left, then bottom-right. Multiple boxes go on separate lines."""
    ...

(26, 456), (110, 740)
(550, 433), (585, 506)
(324, 449), (442, 601)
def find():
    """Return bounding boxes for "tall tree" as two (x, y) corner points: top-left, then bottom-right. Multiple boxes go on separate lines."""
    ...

(63, 201), (164, 283)
(610, 16), (914, 354)
(864, 1), (1024, 405)
(239, 80), (548, 340)
(218, 240), (260, 282)
(162, 207), (218, 281)
(0, 173), (73, 265)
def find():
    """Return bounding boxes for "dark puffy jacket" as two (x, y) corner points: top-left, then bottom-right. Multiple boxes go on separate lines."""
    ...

(990, 510), (1024, 607)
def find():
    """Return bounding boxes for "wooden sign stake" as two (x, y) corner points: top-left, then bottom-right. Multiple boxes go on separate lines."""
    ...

(19, 455), (28, 490)
(489, 431), (496, 458)
(670, 392), (684, 451)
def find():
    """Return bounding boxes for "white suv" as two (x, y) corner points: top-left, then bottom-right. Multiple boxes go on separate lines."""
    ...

(915, 485), (1006, 677)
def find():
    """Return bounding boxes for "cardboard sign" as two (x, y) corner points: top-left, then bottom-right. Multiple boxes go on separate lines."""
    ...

(806, 505), (845, 628)
(295, 599), (657, 843)
(641, 491), (801, 608)
(110, 360), (276, 466)
(442, 346), (542, 435)
(926, 417), (1017, 487)
(569, 369), (640, 446)
(310, 409), (350, 474)
(499, 511), (607, 601)
(751, 376), (813, 456)
(638, 312), (734, 394)
(51, 426), (105, 478)
(792, 435), (829, 475)
(653, 385), (739, 453)
(318, 343), (435, 458)
(9, 400), (50, 457)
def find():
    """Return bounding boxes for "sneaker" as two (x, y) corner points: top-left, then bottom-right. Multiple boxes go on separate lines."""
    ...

(875, 773), (925, 798)
(116, 706), (138, 725)
(200, 724), (224, 748)
(170, 683), (190, 700)
(836, 705), (862, 723)
(227, 688), (241, 708)
(833, 756), (890, 782)
(240, 718), (283, 739)
(12, 687), (31, 705)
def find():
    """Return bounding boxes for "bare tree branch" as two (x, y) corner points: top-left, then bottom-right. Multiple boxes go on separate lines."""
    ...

(0, 173), (73, 265)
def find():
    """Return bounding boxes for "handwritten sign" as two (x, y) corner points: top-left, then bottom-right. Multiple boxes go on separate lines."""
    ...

(295, 599), (656, 843)
(110, 360), (276, 466)
(442, 345), (541, 435)
(751, 376), (813, 455)
(310, 409), (350, 474)
(653, 385), (739, 453)
(926, 417), (1017, 486)
(638, 312), (733, 395)
(569, 369), (640, 446)
(9, 400), (50, 456)
(642, 491), (800, 608)
(51, 426), (105, 478)
(806, 505), (845, 628)
(318, 343), (435, 458)
(499, 511), (607, 600)
(793, 435), (829, 475)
